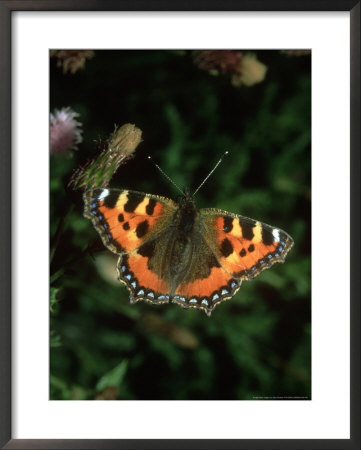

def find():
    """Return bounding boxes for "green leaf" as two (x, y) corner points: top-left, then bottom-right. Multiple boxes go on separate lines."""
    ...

(50, 287), (60, 314)
(96, 360), (128, 392)
(50, 331), (62, 348)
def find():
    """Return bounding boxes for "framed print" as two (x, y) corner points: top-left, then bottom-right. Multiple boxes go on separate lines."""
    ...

(1, 1), (360, 449)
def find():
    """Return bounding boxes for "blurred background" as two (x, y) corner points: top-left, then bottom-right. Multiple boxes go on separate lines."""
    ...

(50, 50), (311, 400)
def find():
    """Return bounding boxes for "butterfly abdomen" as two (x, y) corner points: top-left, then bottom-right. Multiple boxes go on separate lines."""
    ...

(168, 195), (197, 279)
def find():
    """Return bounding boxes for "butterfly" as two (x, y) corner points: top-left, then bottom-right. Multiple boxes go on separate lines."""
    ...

(83, 184), (294, 316)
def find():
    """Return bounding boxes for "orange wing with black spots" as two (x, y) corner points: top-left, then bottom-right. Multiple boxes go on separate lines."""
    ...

(199, 209), (294, 281)
(170, 210), (293, 316)
(173, 263), (241, 316)
(83, 188), (176, 254)
(83, 188), (177, 304)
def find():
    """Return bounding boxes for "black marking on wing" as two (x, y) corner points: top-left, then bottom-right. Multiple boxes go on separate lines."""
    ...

(124, 192), (145, 213)
(240, 219), (255, 240)
(146, 199), (157, 215)
(92, 188), (104, 197)
(136, 220), (149, 238)
(137, 240), (155, 258)
(221, 238), (233, 257)
(103, 192), (120, 209)
(223, 216), (233, 233)
(209, 253), (221, 269)
(262, 226), (275, 245)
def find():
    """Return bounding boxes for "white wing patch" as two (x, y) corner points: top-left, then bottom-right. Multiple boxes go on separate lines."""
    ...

(98, 189), (110, 201)
(272, 229), (280, 242)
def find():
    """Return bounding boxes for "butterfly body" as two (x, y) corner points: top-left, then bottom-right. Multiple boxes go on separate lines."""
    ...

(84, 188), (293, 316)
(167, 191), (197, 278)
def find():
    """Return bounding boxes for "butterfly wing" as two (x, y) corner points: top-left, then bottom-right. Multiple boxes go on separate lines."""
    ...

(199, 208), (294, 281)
(171, 209), (293, 316)
(169, 221), (240, 315)
(83, 188), (177, 303)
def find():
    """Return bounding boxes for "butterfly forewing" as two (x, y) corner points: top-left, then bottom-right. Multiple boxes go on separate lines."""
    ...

(83, 188), (177, 255)
(199, 208), (294, 280)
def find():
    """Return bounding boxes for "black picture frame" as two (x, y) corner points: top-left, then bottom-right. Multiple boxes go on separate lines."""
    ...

(1, 1), (359, 449)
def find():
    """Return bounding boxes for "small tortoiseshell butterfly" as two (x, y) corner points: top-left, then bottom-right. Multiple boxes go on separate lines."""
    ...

(83, 159), (293, 316)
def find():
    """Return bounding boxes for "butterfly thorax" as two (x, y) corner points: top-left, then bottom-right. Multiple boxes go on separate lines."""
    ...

(176, 192), (197, 235)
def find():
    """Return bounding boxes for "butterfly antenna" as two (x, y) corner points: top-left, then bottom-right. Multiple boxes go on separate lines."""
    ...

(193, 151), (229, 196)
(148, 156), (183, 194)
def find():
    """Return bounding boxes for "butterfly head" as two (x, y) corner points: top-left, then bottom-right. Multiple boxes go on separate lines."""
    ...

(178, 188), (196, 208)
(182, 187), (193, 198)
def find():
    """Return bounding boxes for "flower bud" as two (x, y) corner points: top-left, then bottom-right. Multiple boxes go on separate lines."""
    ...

(232, 53), (268, 87)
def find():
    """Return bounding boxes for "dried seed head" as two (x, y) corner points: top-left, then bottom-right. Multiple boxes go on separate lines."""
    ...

(108, 123), (143, 156)
(68, 123), (142, 191)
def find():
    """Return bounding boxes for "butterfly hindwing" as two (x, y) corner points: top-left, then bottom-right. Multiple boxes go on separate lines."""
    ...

(199, 208), (294, 280)
(170, 209), (293, 315)
(117, 253), (171, 305)
(171, 226), (241, 316)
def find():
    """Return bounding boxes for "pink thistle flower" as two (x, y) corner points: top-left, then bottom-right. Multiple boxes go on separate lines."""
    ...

(50, 50), (95, 74)
(193, 50), (267, 87)
(193, 50), (243, 75)
(50, 107), (83, 155)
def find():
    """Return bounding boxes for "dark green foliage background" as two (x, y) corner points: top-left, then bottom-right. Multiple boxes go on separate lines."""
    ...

(50, 50), (311, 400)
